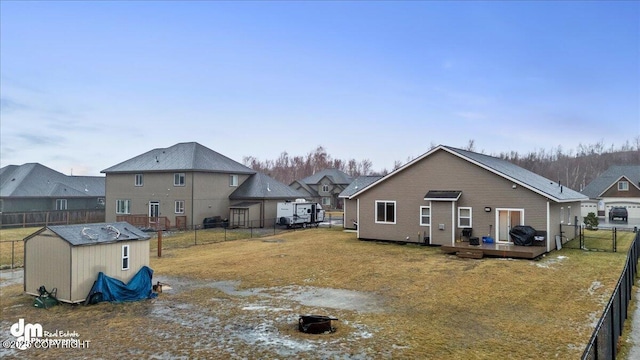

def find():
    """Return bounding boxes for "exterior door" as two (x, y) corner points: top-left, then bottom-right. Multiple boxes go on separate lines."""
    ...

(149, 201), (160, 219)
(497, 209), (523, 243)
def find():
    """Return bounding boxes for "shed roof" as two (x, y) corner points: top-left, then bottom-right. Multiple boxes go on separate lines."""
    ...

(350, 145), (588, 203)
(101, 142), (256, 174)
(298, 168), (353, 185)
(41, 222), (150, 246)
(230, 172), (306, 199)
(0, 163), (105, 198)
(581, 165), (640, 198)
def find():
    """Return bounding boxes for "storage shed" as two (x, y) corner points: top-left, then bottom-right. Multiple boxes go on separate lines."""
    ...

(24, 221), (150, 303)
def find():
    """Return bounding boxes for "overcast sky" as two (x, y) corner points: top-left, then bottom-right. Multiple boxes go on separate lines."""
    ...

(1, 1), (638, 176)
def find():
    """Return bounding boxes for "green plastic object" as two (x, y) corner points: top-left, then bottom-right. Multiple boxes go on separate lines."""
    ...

(33, 286), (59, 309)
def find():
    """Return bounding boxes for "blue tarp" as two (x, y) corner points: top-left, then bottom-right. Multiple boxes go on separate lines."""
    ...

(86, 266), (157, 304)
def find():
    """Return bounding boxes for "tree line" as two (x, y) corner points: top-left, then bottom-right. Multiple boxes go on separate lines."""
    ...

(243, 138), (640, 190)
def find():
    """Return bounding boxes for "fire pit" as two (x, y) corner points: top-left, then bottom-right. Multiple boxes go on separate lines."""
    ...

(298, 315), (338, 334)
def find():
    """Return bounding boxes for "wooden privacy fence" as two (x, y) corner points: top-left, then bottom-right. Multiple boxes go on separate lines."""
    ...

(0, 210), (105, 228)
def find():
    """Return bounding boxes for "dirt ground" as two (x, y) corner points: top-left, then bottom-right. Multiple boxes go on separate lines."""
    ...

(0, 228), (633, 359)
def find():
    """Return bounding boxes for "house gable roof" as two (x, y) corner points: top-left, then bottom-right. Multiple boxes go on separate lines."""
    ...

(43, 222), (150, 246)
(101, 142), (256, 175)
(581, 165), (640, 198)
(0, 163), (105, 198)
(230, 172), (306, 200)
(299, 168), (353, 185)
(338, 175), (383, 198)
(350, 145), (587, 203)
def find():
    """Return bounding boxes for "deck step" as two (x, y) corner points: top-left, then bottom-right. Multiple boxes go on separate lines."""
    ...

(456, 249), (484, 259)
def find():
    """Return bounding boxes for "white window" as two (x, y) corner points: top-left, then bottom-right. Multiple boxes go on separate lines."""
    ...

(174, 173), (186, 186)
(229, 174), (238, 187)
(121, 245), (130, 270)
(420, 206), (431, 226)
(376, 201), (396, 224)
(618, 181), (629, 191)
(116, 199), (131, 214)
(55, 199), (67, 210)
(135, 174), (143, 186)
(322, 184), (329, 192)
(458, 207), (472, 228)
(322, 197), (331, 206)
(175, 200), (185, 214)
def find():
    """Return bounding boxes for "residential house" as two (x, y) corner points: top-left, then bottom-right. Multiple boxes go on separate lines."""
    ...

(580, 165), (640, 221)
(229, 172), (307, 228)
(0, 163), (105, 212)
(348, 145), (587, 254)
(338, 175), (382, 230)
(289, 168), (353, 210)
(102, 142), (303, 229)
(24, 221), (150, 304)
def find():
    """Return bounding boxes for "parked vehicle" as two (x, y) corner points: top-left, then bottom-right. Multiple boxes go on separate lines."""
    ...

(277, 199), (325, 228)
(609, 207), (628, 222)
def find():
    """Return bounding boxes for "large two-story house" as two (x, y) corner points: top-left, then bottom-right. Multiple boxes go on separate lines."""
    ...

(101, 142), (304, 229)
(289, 168), (353, 210)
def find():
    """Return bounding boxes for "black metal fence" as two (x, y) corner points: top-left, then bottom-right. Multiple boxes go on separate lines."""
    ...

(581, 230), (640, 359)
(150, 215), (343, 252)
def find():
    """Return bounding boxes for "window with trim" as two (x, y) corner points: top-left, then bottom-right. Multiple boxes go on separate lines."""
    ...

(56, 199), (67, 210)
(122, 245), (130, 270)
(229, 174), (238, 187)
(174, 173), (186, 186)
(618, 181), (629, 191)
(116, 199), (131, 214)
(376, 201), (396, 224)
(458, 207), (472, 227)
(135, 174), (143, 186)
(322, 184), (329, 192)
(420, 206), (431, 226)
(175, 200), (185, 214)
(322, 197), (331, 206)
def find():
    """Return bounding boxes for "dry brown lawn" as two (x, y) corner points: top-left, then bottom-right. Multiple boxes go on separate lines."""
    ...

(0, 228), (635, 359)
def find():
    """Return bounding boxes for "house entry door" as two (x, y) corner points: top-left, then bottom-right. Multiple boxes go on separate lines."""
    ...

(149, 201), (160, 219)
(497, 209), (523, 243)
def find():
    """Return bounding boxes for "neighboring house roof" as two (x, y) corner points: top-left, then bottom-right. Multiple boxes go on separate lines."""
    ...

(29, 222), (150, 246)
(0, 163), (105, 198)
(298, 168), (353, 185)
(230, 172), (306, 200)
(338, 175), (383, 198)
(350, 145), (588, 203)
(101, 142), (256, 175)
(581, 165), (640, 199)
(290, 180), (320, 198)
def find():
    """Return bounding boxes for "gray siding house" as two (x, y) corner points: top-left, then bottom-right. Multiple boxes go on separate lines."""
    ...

(338, 175), (382, 230)
(580, 165), (640, 220)
(0, 163), (105, 213)
(289, 168), (353, 210)
(24, 222), (150, 304)
(349, 146), (587, 253)
(102, 142), (304, 229)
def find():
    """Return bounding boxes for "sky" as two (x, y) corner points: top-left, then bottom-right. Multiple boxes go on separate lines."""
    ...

(1, 1), (639, 176)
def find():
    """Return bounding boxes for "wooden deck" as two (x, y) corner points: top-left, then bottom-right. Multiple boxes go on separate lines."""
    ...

(441, 241), (547, 260)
